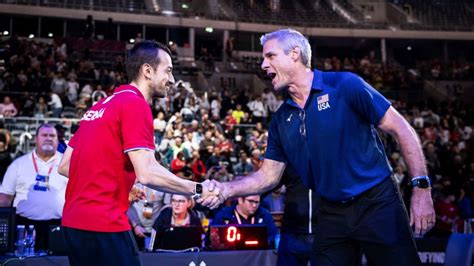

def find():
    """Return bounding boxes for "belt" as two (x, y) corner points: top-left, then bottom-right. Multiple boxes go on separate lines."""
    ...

(320, 176), (391, 205)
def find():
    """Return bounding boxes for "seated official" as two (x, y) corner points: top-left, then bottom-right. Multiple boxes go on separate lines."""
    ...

(152, 194), (202, 233)
(211, 195), (278, 245)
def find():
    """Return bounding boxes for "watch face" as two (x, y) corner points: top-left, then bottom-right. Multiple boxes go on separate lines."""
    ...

(418, 179), (430, 188)
(196, 183), (203, 194)
(412, 178), (430, 188)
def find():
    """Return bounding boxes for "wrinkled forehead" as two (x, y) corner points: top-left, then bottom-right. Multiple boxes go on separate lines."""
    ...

(262, 38), (283, 55)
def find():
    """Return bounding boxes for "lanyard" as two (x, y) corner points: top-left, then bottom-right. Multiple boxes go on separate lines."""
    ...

(32, 152), (55, 190)
(234, 209), (254, 225)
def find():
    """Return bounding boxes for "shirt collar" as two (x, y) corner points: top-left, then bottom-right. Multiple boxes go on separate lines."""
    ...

(284, 69), (324, 108)
(33, 149), (57, 164)
(113, 84), (145, 100)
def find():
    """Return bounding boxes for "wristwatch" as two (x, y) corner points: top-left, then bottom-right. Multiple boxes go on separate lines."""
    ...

(410, 176), (432, 189)
(192, 183), (203, 199)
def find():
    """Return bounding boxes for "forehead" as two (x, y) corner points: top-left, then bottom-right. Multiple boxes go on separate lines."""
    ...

(158, 49), (172, 68)
(38, 127), (57, 135)
(245, 195), (260, 201)
(172, 195), (187, 200)
(262, 38), (283, 54)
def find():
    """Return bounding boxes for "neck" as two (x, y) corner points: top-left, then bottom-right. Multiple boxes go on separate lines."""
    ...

(236, 205), (249, 219)
(287, 68), (314, 108)
(36, 150), (55, 162)
(174, 211), (187, 221)
(129, 80), (152, 102)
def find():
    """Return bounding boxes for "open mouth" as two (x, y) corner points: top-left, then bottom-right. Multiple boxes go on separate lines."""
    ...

(267, 72), (276, 80)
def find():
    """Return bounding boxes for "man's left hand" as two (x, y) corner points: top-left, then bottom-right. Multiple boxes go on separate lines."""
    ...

(410, 187), (435, 237)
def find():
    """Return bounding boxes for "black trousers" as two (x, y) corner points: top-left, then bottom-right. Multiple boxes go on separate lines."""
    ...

(278, 232), (315, 266)
(313, 177), (421, 266)
(63, 227), (141, 266)
(15, 215), (61, 252)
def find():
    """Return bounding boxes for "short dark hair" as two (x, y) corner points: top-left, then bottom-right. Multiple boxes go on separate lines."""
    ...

(125, 40), (171, 82)
(36, 123), (56, 136)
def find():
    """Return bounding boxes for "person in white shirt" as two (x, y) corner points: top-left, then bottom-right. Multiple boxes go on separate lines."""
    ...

(49, 92), (63, 118)
(0, 123), (68, 251)
(153, 111), (167, 145)
(247, 95), (267, 124)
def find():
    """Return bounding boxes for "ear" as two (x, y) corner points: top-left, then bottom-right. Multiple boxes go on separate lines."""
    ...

(291, 47), (301, 63)
(141, 63), (153, 80)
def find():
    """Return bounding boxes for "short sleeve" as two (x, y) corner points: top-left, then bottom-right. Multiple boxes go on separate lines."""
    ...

(121, 98), (155, 153)
(264, 116), (288, 163)
(342, 73), (391, 126)
(68, 132), (78, 149)
(0, 160), (18, 195)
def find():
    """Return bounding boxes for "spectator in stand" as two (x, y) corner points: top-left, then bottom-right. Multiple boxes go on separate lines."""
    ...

(48, 91), (63, 118)
(91, 85), (107, 105)
(153, 112), (166, 146)
(232, 104), (246, 124)
(34, 96), (48, 118)
(171, 151), (187, 174)
(50, 72), (67, 96)
(0, 96), (17, 117)
(233, 150), (254, 176)
(250, 148), (263, 171)
(190, 151), (206, 182)
(66, 77), (79, 106)
(247, 95), (267, 124)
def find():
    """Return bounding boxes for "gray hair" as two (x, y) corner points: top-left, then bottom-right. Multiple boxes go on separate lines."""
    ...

(260, 28), (312, 68)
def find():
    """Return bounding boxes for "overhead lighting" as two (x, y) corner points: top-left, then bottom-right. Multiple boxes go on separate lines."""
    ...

(205, 27), (213, 33)
(182, 3), (189, 9)
(28, 34), (35, 39)
(129, 38), (135, 44)
(168, 41), (174, 46)
(48, 33), (53, 37)
(3, 31), (9, 36)
(162, 10), (176, 16)
(407, 46), (412, 51)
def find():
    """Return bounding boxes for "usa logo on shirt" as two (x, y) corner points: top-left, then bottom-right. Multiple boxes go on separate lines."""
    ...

(317, 94), (330, 111)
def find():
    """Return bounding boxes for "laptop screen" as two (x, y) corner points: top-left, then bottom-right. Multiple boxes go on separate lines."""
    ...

(149, 226), (203, 251)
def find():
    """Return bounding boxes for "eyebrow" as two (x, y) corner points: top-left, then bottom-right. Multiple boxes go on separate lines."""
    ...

(263, 52), (275, 58)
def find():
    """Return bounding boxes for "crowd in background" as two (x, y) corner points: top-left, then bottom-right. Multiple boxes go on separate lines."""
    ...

(0, 36), (473, 239)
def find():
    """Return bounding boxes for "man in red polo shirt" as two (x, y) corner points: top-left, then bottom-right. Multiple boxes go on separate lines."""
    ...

(58, 41), (218, 266)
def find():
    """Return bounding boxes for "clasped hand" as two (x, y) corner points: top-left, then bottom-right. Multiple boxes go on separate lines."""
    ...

(196, 179), (227, 209)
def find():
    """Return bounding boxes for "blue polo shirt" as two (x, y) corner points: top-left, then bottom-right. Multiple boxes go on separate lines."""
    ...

(265, 69), (392, 202)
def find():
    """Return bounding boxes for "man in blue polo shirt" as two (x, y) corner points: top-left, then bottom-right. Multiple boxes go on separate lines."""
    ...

(201, 28), (435, 266)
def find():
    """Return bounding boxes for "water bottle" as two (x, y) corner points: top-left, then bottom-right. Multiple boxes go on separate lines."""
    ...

(274, 233), (281, 250)
(25, 225), (36, 257)
(15, 225), (26, 257)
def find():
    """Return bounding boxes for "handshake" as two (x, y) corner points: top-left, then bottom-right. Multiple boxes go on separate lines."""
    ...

(196, 179), (229, 209)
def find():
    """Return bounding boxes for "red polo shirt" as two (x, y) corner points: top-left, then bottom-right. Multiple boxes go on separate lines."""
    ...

(62, 85), (155, 232)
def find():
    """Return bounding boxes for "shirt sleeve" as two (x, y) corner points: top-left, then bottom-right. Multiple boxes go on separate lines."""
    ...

(121, 98), (155, 153)
(264, 116), (288, 163)
(0, 159), (19, 195)
(341, 73), (391, 126)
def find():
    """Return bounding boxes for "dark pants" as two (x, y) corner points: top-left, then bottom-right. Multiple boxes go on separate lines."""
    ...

(15, 215), (61, 252)
(63, 227), (141, 266)
(313, 177), (421, 266)
(278, 232), (315, 266)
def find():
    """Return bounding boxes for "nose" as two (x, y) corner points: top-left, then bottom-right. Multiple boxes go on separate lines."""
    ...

(168, 73), (175, 85)
(261, 58), (269, 71)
